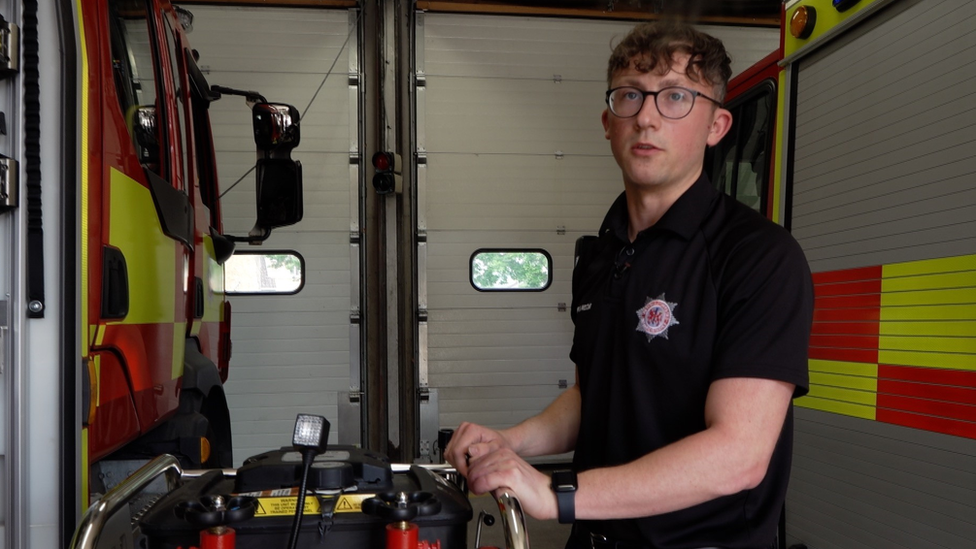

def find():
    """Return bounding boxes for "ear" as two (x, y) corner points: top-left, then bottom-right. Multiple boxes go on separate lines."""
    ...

(602, 108), (611, 139)
(705, 107), (733, 146)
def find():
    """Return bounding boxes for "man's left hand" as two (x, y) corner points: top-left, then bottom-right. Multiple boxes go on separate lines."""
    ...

(466, 446), (559, 521)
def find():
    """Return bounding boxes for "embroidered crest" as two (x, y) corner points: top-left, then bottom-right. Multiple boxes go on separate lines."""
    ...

(635, 293), (679, 341)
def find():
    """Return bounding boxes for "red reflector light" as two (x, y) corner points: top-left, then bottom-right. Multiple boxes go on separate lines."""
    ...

(372, 151), (392, 171)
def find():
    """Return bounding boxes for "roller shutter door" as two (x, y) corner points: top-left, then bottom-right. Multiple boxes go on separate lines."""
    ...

(190, 6), (361, 464)
(788, 0), (976, 546)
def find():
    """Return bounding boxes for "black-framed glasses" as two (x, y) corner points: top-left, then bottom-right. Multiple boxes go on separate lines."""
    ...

(605, 86), (722, 119)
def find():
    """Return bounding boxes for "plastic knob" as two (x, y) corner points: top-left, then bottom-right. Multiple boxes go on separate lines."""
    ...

(174, 494), (258, 528)
(361, 491), (442, 522)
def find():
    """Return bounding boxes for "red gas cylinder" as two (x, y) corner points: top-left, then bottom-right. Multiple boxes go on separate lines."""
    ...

(200, 526), (237, 549)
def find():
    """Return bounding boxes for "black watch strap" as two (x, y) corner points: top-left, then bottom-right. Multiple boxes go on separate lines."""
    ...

(551, 470), (577, 524)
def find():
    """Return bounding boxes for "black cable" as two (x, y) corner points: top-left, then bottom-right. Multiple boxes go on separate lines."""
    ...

(287, 449), (315, 549)
(24, 0), (44, 317)
(218, 9), (363, 201)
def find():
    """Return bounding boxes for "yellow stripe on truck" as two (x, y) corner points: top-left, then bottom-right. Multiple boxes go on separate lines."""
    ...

(107, 167), (178, 324)
(79, 0), (90, 356)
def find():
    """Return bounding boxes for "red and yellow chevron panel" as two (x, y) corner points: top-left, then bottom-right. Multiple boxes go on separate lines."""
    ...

(798, 255), (976, 439)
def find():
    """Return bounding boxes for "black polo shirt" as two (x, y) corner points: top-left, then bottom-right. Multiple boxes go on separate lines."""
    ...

(569, 174), (813, 549)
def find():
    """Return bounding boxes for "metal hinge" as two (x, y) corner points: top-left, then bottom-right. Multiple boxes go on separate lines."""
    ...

(0, 156), (18, 210)
(0, 19), (19, 76)
(0, 300), (7, 374)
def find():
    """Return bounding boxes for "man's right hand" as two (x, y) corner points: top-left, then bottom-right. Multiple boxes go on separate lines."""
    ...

(444, 421), (516, 477)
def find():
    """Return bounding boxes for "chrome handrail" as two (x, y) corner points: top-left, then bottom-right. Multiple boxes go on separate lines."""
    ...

(69, 454), (184, 549)
(496, 488), (530, 549)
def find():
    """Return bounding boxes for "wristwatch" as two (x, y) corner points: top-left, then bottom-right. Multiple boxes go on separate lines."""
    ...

(550, 470), (578, 524)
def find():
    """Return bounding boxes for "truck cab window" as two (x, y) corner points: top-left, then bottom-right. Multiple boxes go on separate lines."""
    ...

(109, 0), (162, 176)
(163, 17), (191, 193)
(705, 81), (776, 214)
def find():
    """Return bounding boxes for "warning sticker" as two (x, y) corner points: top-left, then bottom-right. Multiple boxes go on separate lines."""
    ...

(253, 496), (321, 517)
(334, 494), (372, 513)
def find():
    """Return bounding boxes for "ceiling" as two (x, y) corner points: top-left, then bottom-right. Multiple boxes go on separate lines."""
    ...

(417, 0), (783, 25)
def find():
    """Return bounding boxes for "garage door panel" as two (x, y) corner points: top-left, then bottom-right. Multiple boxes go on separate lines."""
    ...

(191, 6), (351, 74)
(429, 318), (571, 337)
(420, 12), (777, 450)
(425, 155), (620, 231)
(425, 79), (606, 155)
(422, 14), (776, 82)
(192, 6), (357, 463)
(439, 385), (568, 431)
(219, 156), (353, 234)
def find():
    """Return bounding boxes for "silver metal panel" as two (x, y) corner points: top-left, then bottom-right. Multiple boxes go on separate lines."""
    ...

(786, 1), (976, 547)
(349, 240), (362, 393)
(337, 390), (362, 446)
(789, 408), (976, 549)
(418, 388), (439, 463)
(386, 194), (400, 449)
(190, 6), (359, 464)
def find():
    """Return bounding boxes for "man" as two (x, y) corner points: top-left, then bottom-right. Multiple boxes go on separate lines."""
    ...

(445, 21), (813, 549)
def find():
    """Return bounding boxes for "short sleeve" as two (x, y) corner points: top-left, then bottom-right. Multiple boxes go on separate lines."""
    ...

(710, 222), (814, 397)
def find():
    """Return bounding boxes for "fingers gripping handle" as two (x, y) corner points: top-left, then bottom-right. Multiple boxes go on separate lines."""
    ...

(495, 488), (530, 549)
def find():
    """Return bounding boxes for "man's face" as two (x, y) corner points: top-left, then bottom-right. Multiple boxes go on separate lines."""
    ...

(602, 53), (731, 195)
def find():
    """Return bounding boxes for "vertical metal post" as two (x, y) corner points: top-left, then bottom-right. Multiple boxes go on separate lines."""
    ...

(380, 0), (400, 454)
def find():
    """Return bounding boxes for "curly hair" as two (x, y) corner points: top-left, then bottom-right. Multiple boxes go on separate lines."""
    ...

(607, 21), (733, 101)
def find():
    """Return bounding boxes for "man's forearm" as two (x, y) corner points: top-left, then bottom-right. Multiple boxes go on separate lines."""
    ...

(505, 382), (581, 458)
(575, 378), (794, 519)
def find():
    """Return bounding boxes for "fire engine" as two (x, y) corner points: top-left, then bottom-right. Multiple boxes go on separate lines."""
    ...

(1, 0), (302, 544)
(707, 0), (976, 547)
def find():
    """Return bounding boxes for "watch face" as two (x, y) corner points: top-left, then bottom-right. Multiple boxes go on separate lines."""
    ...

(552, 470), (577, 492)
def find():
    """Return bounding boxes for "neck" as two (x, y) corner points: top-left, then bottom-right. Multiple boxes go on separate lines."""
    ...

(623, 175), (698, 241)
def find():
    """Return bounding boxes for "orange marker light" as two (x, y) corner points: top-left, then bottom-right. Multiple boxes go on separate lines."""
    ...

(790, 6), (817, 39)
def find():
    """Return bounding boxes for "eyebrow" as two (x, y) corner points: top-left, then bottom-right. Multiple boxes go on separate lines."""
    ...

(658, 77), (690, 88)
(615, 76), (692, 90)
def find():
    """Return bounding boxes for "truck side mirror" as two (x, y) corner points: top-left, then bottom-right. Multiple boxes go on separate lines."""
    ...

(132, 105), (160, 172)
(252, 102), (300, 152)
(255, 158), (303, 229)
(252, 102), (303, 235)
(221, 97), (305, 244)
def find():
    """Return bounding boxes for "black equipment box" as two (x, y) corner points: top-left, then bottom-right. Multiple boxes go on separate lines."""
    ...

(139, 446), (472, 549)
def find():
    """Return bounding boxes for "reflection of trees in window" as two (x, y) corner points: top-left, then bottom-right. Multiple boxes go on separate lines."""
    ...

(266, 254), (302, 280)
(471, 250), (551, 291)
(225, 252), (304, 295)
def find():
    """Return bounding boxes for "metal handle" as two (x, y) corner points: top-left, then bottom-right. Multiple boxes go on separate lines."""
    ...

(496, 488), (530, 549)
(70, 454), (184, 549)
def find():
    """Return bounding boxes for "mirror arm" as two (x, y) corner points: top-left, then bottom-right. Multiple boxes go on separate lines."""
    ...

(210, 84), (267, 105)
(224, 226), (271, 245)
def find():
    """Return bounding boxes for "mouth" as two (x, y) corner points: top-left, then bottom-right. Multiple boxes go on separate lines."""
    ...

(632, 142), (660, 154)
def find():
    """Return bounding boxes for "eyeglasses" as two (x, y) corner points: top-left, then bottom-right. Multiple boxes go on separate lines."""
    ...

(605, 86), (722, 120)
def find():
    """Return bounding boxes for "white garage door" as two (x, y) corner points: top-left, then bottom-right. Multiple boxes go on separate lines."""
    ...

(189, 6), (361, 464)
(416, 13), (778, 455)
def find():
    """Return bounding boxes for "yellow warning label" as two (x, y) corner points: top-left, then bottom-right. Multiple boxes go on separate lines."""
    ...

(254, 496), (321, 517)
(334, 494), (372, 513)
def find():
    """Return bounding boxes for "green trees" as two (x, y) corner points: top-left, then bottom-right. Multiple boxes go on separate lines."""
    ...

(471, 251), (549, 290)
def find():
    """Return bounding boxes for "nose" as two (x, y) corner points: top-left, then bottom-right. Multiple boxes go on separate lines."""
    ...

(633, 94), (662, 129)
